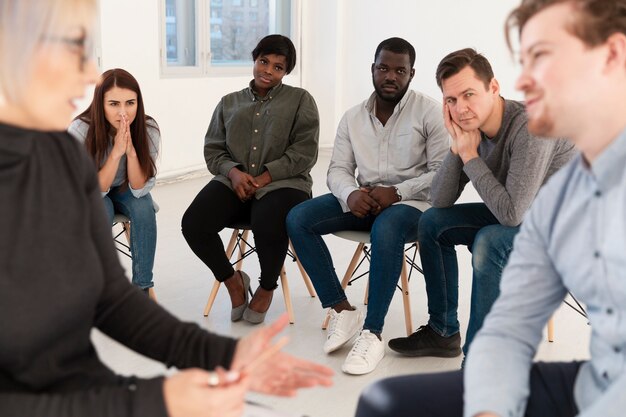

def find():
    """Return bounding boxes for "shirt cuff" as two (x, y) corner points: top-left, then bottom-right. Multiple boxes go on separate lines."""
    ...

(219, 161), (242, 178)
(339, 186), (359, 210)
(264, 160), (287, 182)
(462, 156), (490, 180)
(129, 177), (155, 198)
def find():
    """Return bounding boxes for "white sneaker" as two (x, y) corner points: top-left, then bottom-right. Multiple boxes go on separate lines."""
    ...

(341, 330), (385, 375)
(323, 308), (364, 353)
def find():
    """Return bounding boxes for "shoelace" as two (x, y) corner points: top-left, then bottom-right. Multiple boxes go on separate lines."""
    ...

(327, 311), (342, 338)
(350, 334), (374, 358)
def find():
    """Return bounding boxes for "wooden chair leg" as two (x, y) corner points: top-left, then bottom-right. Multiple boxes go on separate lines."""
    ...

(122, 221), (131, 245)
(203, 280), (221, 317)
(322, 243), (365, 329)
(202, 229), (240, 317)
(148, 287), (157, 302)
(547, 317), (555, 342)
(289, 241), (316, 297)
(363, 279), (369, 305)
(321, 309), (332, 330)
(280, 266), (295, 324)
(224, 229), (240, 262)
(341, 243), (365, 288)
(400, 260), (413, 336)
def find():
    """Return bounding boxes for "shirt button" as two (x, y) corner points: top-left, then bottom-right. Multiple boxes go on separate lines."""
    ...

(603, 371), (609, 379)
(253, 146), (257, 150)
(614, 346), (621, 353)
(251, 164), (256, 168)
(594, 251), (601, 258)
(254, 129), (258, 133)
(607, 308), (614, 315)
(256, 113), (260, 116)
(595, 190), (602, 197)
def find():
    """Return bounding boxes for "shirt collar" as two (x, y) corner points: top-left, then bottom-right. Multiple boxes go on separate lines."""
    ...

(246, 79), (284, 102)
(365, 89), (412, 118)
(587, 126), (626, 190)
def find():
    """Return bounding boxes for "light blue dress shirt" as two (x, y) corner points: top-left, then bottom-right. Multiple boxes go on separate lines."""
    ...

(465, 127), (626, 417)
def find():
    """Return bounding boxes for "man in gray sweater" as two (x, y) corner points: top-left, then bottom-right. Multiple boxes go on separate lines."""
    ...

(388, 48), (576, 358)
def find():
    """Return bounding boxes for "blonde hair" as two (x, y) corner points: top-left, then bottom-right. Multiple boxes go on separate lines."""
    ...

(0, 0), (96, 103)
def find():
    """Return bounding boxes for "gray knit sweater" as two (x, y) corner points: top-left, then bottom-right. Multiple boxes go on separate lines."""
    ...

(430, 99), (577, 226)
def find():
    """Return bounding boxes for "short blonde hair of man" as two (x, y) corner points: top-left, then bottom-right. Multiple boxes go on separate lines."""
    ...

(0, 0), (96, 104)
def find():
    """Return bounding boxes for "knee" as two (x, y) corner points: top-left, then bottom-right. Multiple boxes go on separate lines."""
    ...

(128, 195), (155, 218)
(285, 200), (312, 235)
(370, 218), (401, 248)
(471, 226), (512, 276)
(417, 207), (446, 242)
(181, 204), (199, 240)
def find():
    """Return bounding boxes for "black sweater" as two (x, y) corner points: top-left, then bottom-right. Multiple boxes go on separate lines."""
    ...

(0, 123), (237, 416)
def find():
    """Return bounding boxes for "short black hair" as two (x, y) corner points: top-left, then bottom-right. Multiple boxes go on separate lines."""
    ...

(435, 48), (494, 90)
(374, 37), (416, 68)
(251, 34), (297, 74)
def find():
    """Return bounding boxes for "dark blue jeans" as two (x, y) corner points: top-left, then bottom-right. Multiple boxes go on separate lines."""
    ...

(418, 203), (520, 354)
(355, 361), (582, 417)
(103, 187), (157, 289)
(286, 193), (422, 334)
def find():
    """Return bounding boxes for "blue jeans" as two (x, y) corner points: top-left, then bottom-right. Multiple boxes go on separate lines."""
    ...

(355, 362), (582, 417)
(286, 193), (422, 334)
(418, 203), (519, 354)
(103, 187), (157, 289)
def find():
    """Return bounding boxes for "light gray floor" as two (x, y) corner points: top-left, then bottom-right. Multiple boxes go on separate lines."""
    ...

(93, 148), (591, 417)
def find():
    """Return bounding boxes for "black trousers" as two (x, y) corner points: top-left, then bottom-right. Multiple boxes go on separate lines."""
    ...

(182, 180), (308, 290)
(355, 361), (582, 417)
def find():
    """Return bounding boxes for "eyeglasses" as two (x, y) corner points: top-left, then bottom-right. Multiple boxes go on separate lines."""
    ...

(43, 34), (92, 72)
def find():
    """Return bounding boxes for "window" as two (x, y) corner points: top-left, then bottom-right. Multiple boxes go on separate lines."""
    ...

(160, 0), (294, 77)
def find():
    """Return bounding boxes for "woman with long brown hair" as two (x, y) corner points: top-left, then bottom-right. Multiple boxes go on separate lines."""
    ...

(69, 68), (159, 293)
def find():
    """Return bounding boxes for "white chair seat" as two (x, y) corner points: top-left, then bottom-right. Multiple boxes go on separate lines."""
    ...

(332, 230), (371, 243)
(113, 213), (130, 223)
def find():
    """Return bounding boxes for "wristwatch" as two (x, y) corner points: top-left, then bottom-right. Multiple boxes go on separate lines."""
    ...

(393, 186), (402, 202)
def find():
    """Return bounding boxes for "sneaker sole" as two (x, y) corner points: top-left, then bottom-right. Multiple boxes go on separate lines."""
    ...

(388, 346), (462, 358)
(341, 354), (385, 375)
(324, 338), (353, 354)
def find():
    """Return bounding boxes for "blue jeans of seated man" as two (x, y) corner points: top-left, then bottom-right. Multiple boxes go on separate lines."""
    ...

(418, 203), (520, 355)
(103, 186), (157, 289)
(286, 193), (422, 334)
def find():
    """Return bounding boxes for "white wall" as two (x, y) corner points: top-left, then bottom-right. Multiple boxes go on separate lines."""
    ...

(91, 0), (523, 179)
(300, 0), (523, 147)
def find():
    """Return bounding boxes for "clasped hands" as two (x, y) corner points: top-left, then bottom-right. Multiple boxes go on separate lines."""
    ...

(228, 167), (272, 201)
(443, 103), (480, 164)
(347, 185), (399, 218)
(111, 114), (137, 160)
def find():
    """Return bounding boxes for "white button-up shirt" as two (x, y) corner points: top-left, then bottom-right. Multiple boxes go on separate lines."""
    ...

(327, 89), (450, 212)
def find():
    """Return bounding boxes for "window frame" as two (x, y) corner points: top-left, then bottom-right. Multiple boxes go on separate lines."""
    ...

(158, 0), (300, 78)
